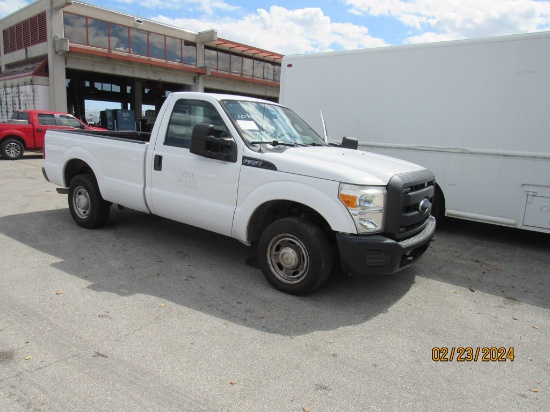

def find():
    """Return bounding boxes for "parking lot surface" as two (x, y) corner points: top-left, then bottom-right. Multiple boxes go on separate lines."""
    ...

(1, 155), (549, 411)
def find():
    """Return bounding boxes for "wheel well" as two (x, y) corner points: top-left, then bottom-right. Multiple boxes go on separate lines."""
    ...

(1, 135), (26, 149)
(64, 159), (94, 187)
(432, 183), (446, 222)
(248, 200), (334, 244)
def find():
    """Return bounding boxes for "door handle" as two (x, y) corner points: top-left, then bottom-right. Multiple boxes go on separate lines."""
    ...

(154, 154), (163, 171)
(37, 128), (43, 132)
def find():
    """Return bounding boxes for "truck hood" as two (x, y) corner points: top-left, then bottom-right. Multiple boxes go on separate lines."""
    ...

(261, 146), (426, 185)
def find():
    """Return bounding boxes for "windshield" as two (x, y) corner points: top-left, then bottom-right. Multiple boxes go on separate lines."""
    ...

(221, 100), (326, 146)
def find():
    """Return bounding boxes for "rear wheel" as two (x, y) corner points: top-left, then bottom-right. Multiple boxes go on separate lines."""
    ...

(258, 217), (333, 295)
(1, 138), (24, 160)
(68, 174), (110, 228)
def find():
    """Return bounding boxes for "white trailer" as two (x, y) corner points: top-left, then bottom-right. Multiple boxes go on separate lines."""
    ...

(280, 31), (550, 233)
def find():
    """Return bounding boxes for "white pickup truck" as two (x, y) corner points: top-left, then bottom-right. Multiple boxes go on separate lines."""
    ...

(43, 92), (436, 295)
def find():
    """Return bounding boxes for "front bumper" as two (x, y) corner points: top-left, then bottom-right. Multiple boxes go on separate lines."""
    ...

(336, 215), (436, 275)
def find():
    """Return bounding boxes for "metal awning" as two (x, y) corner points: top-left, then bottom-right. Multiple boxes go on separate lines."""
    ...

(210, 39), (283, 62)
(0, 58), (48, 80)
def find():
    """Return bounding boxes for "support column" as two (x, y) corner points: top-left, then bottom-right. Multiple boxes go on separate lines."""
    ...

(193, 45), (206, 92)
(193, 29), (217, 92)
(47, 0), (70, 112)
(131, 79), (143, 122)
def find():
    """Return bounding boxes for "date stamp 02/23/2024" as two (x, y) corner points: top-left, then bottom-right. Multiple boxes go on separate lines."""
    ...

(432, 347), (515, 362)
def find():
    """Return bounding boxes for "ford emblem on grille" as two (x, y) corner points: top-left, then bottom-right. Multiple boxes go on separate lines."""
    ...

(419, 198), (431, 214)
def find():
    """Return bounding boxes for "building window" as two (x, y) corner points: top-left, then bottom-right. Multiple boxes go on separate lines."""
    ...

(273, 65), (281, 82)
(110, 23), (129, 52)
(205, 48), (218, 70)
(62, 13), (200, 69)
(203, 47), (280, 82)
(149, 32), (165, 60)
(218, 50), (230, 72)
(60, 13), (282, 81)
(183, 41), (197, 66)
(94, 26), (198, 65)
(130, 28), (147, 56)
(253, 59), (264, 79)
(242, 57), (253, 77)
(63, 13), (87, 46)
(231, 53), (242, 75)
(264, 62), (274, 82)
(88, 18), (109, 49)
(166, 36), (181, 62)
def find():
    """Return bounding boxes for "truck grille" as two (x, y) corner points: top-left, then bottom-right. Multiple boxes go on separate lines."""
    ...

(385, 170), (436, 240)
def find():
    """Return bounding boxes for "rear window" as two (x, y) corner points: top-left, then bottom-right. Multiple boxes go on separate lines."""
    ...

(11, 112), (29, 121)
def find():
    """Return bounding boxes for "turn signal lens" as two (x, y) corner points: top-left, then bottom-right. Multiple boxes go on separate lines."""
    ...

(339, 193), (357, 208)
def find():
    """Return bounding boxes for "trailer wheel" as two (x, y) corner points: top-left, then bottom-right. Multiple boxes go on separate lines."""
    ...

(1, 138), (24, 160)
(68, 174), (110, 229)
(258, 217), (333, 295)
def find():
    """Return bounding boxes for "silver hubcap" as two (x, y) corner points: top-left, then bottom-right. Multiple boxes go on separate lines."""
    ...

(6, 142), (21, 158)
(267, 234), (309, 284)
(73, 186), (91, 219)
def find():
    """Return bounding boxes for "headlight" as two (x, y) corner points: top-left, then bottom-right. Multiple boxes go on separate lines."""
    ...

(339, 184), (386, 233)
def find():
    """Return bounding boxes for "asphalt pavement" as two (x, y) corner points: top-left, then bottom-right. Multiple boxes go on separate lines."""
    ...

(1, 154), (548, 411)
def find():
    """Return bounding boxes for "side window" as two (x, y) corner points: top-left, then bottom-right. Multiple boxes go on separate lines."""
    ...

(37, 114), (56, 126)
(164, 99), (228, 148)
(59, 115), (83, 128)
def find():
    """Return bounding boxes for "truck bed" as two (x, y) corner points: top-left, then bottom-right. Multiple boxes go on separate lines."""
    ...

(44, 129), (152, 213)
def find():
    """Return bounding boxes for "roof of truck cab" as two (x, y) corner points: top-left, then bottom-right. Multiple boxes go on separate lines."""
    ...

(169, 92), (280, 105)
(13, 110), (79, 115)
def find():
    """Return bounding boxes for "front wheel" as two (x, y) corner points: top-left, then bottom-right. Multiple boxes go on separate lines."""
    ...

(431, 185), (446, 227)
(258, 217), (333, 295)
(68, 174), (110, 229)
(1, 138), (24, 160)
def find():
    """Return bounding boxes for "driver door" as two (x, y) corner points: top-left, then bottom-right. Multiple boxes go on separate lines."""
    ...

(148, 98), (241, 237)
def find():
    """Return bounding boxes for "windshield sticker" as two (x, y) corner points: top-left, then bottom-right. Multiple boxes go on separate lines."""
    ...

(237, 120), (259, 130)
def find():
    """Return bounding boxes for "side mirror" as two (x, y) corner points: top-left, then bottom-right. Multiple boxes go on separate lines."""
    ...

(190, 123), (237, 162)
(341, 136), (358, 150)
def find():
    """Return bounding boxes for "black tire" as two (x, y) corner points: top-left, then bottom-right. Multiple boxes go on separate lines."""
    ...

(68, 174), (110, 229)
(1, 138), (24, 160)
(431, 185), (446, 227)
(258, 217), (333, 295)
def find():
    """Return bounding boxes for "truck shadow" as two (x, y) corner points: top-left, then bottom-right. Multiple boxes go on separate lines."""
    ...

(0, 153), (43, 161)
(0, 207), (417, 336)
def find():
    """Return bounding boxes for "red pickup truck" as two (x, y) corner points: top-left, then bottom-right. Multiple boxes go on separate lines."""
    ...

(0, 110), (103, 160)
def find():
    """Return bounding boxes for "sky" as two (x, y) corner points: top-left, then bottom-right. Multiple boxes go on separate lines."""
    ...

(1, 0), (550, 55)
